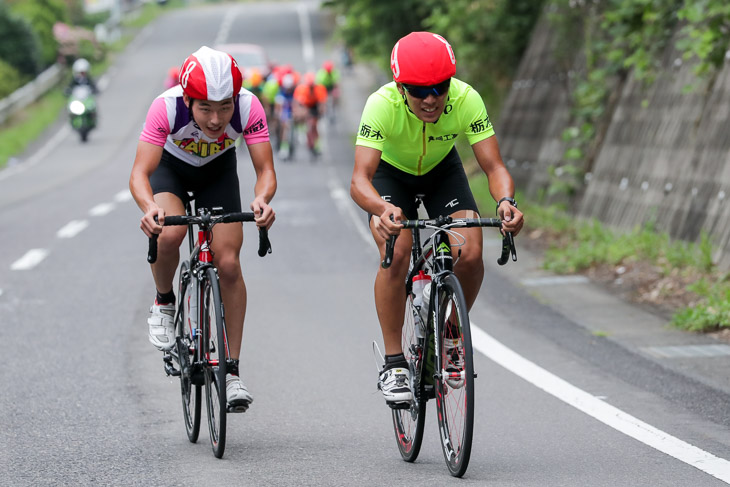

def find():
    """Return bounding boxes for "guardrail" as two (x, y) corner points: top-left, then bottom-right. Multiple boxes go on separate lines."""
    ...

(0, 64), (65, 126)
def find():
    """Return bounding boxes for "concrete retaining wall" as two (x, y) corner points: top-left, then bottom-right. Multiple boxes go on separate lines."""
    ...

(498, 11), (730, 267)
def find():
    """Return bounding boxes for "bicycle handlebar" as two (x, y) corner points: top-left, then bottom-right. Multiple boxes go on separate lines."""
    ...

(380, 216), (517, 269)
(146, 211), (272, 264)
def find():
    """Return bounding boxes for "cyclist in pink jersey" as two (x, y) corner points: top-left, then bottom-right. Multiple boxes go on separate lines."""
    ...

(130, 46), (277, 411)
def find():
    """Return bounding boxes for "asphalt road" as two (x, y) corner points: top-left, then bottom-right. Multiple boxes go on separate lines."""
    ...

(1, 2), (729, 485)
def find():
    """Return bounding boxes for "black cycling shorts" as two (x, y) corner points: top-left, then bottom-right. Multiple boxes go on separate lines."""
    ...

(371, 147), (479, 220)
(150, 149), (242, 212)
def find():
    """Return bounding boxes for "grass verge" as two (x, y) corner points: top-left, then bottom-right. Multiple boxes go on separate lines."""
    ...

(469, 175), (730, 333)
(0, 0), (185, 170)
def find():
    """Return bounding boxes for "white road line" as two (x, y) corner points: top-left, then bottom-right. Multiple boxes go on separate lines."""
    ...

(297, 3), (316, 71)
(0, 125), (71, 181)
(114, 189), (133, 202)
(214, 11), (237, 45)
(89, 202), (115, 216)
(471, 324), (730, 483)
(57, 219), (89, 239)
(328, 179), (373, 246)
(10, 249), (49, 270)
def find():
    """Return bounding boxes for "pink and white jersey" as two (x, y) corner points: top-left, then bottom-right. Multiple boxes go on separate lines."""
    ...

(139, 85), (270, 167)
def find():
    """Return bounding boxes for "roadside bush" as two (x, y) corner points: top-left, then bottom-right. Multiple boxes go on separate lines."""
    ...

(0, 3), (42, 76)
(8, 0), (69, 67)
(0, 58), (24, 98)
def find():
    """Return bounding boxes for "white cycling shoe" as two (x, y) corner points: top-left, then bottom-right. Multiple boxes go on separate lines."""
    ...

(148, 300), (176, 351)
(378, 366), (412, 404)
(226, 374), (253, 412)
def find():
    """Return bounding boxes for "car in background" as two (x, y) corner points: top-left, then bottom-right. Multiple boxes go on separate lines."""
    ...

(215, 43), (270, 79)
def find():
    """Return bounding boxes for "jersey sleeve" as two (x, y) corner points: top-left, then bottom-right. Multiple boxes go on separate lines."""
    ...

(242, 95), (270, 145)
(139, 97), (170, 146)
(355, 92), (390, 152)
(462, 86), (495, 145)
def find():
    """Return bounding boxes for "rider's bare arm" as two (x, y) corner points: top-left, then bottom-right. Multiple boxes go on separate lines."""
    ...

(471, 136), (523, 235)
(247, 141), (277, 229)
(130, 140), (165, 237)
(351, 145), (404, 239)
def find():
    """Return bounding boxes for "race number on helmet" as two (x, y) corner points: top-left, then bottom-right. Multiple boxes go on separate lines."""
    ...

(179, 46), (243, 101)
(390, 32), (456, 86)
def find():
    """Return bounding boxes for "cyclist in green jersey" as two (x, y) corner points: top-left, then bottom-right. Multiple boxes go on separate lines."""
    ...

(350, 32), (524, 405)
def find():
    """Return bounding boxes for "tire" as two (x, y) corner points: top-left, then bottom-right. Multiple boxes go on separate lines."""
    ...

(202, 267), (227, 458)
(391, 285), (426, 462)
(177, 260), (201, 443)
(434, 274), (474, 477)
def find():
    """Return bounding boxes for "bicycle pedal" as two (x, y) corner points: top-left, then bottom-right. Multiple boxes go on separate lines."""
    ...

(226, 404), (250, 413)
(163, 360), (180, 377)
(387, 401), (411, 410)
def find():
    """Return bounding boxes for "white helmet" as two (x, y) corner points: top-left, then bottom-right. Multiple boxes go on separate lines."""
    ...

(72, 58), (90, 75)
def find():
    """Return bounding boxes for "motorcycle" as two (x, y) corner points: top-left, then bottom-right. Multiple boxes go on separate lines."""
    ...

(67, 85), (97, 142)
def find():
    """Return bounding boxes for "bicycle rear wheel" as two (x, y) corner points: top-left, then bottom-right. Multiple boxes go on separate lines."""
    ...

(435, 274), (474, 477)
(391, 289), (426, 462)
(202, 267), (227, 458)
(176, 261), (201, 443)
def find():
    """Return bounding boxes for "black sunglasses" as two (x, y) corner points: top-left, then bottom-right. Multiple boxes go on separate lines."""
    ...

(402, 79), (451, 99)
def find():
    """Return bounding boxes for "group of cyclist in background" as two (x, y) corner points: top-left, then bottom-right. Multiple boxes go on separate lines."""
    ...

(164, 58), (341, 161)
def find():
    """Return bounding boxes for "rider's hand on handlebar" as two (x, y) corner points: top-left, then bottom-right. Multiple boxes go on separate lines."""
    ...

(375, 206), (404, 241)
(497, 202), (524, 237)
(250, 197), (276, 230)
(141, 205), (165, 238)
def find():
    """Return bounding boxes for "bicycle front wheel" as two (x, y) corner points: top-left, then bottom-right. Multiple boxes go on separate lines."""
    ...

(391, 290), (426, 462)
(202, 267), (227, 458)
(177, 260), (201, 443)
(435, 274), (474, 477)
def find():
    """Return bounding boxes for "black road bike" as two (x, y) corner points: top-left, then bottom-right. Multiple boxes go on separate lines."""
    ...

(381, 195), (516, 477)
(147, 204), (271, 458)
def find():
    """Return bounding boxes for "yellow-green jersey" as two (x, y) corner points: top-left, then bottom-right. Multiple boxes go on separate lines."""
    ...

(356, 78), (494, 176)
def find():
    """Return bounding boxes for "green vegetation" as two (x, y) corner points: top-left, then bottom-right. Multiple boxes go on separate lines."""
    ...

(323, 0), (544, 120)
(474, 175), (728, 332)
(0, 90), (66, 167)
(546, 0), (730, 197)
(0, 0), (184, 169)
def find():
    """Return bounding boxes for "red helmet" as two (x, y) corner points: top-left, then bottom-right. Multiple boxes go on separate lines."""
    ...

(322, 60), (334, 73)
(179, 46), (242, 101)
(390, 32), (456, 85)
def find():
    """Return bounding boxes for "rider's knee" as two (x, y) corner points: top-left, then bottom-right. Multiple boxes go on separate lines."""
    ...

(214, 253), (242, 282)
(455, 246), (484, 272)
(158, 226), (186, 251)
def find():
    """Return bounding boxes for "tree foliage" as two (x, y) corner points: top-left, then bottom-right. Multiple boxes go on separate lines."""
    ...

(323, 0), (545, 116)
(0, 2), (42, 78)
(7, 0), (70, 67)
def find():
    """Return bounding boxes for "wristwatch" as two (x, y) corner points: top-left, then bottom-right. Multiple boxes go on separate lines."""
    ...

(496, 196), (517, 215)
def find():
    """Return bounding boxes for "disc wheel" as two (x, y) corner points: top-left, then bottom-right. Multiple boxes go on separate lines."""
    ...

(434, 274), (474, 477)
(202, 267), (227, 458)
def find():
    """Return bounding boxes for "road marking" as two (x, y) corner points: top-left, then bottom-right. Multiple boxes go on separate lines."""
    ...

(114, 189), (133, 202)
(214, 10), (237, 45)
(89, 202), (115, 216)
(297, 3), (315, 71)
(521, 275), (590, 286)
(57, 219), (89, 239)
(471, 324), (730, 483)
(11, 249), (49, 270)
